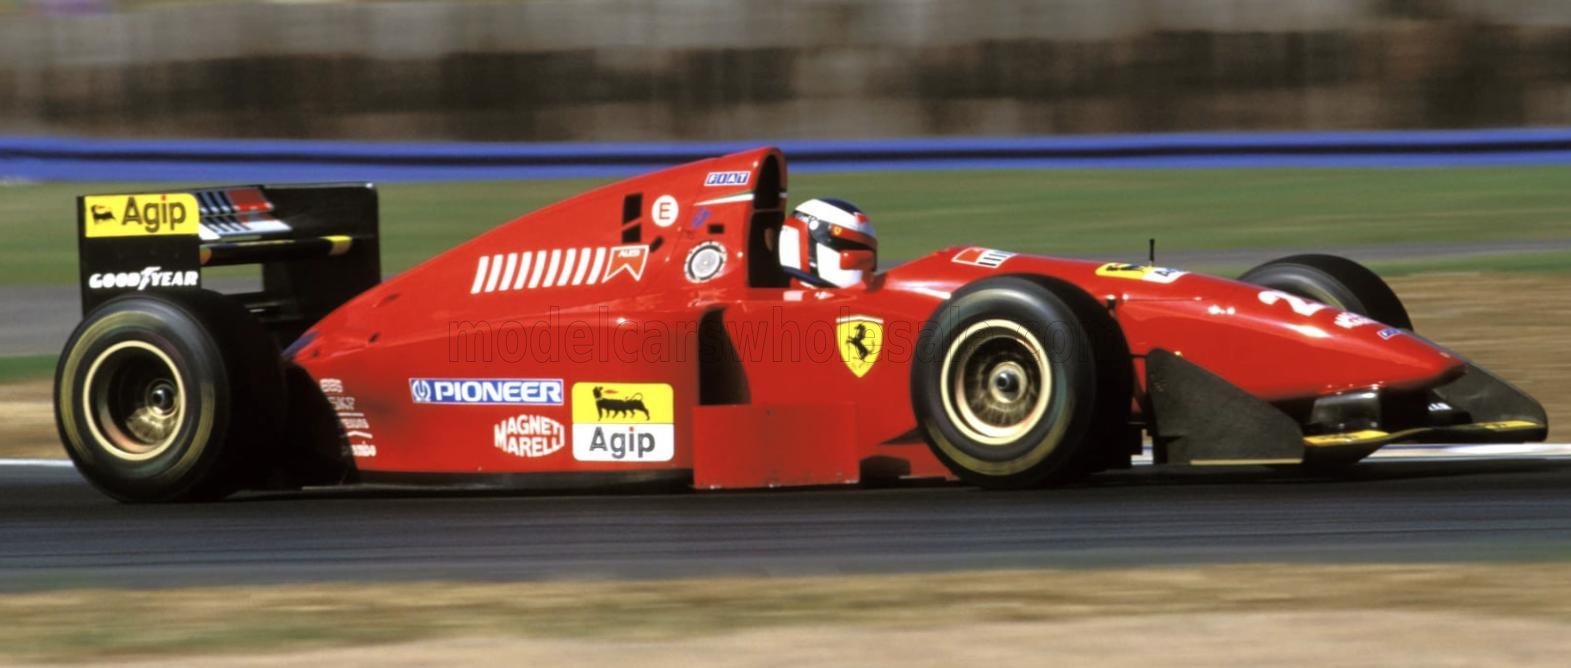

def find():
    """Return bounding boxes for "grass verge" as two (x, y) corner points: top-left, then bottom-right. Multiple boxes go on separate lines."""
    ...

(0, 354), (55, 384)
(4, 167), (1571, 285)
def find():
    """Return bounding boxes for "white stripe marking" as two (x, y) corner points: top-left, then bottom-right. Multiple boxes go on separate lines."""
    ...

(482, 253), (506, 293)
(0, 459), (75, 468)
(587, 247), (607, 284)
(1130, 443), (1571, 466)
(543, 249), (562, 287)
(469, 255), (490, 294)
(695, 192), (754, 206)
(571, 247), (593, 285)
(498, 252), (519, 292)
(558, 248), (577, 289)
(527, 250), (547, 288)
(512, 251), (533, 290)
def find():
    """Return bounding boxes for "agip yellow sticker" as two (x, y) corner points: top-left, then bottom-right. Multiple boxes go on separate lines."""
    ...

(83, 194), (200, 238)
(570, 382), (676, 463)
(571, 383), (674, 424)
(1094, 262), (1188, 284)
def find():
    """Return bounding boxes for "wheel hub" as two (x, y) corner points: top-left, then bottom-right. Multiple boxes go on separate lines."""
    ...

(988, 362), (1027, 404)
(82, 341), (186, 461)
(940, 320), (1053, 446)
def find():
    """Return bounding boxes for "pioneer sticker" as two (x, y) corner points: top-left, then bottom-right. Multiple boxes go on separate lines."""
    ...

(409, 378), (564, 405)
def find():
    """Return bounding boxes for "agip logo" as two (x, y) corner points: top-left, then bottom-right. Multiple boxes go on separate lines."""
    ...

(570, 383), (674, 462)
(82, 194), (200, 238)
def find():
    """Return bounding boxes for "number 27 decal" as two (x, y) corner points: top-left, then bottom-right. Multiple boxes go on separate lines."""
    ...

(1257, 290), (1327, 317)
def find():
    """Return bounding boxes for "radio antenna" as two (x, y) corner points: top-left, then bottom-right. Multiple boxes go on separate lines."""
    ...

(1148, 238), (1156, 265)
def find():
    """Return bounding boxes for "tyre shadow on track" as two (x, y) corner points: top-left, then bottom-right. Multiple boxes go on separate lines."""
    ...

(220, 458), (1571, 503)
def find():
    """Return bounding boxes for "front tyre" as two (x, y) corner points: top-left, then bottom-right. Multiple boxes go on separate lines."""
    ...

(912, 277), (1121, 489)
(54, 291), (285, 502)
(1238, 254), (1412, 330)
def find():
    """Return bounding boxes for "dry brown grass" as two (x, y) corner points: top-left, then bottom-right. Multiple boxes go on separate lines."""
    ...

(1392, 273), (1571, 440)
(0, 381), (56, 459)
(6, 564), (1571, 665)
(31, 613), (1571, 668)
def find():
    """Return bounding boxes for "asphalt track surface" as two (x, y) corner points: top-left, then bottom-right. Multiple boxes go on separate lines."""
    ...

(4, 455), (1571, 591)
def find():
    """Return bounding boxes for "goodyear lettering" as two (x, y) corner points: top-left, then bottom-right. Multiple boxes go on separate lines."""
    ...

(87, 267), (199, 291)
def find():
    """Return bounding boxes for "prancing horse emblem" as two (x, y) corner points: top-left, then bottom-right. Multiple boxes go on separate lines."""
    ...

(836, 314), (884, 378)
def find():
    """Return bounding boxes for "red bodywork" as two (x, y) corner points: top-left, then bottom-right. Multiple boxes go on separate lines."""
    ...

(290, 148), (1463, 488)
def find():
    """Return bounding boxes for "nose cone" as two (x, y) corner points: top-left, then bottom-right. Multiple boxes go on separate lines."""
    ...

(1239, 287), (1464, 395)
(1345, 326), (1464, 392)
(1115, 273), (1467, 401)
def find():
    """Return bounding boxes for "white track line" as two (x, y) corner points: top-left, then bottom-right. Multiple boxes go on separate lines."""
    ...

(1132, 443), (1571, 466)
(0, 458), (75, 468)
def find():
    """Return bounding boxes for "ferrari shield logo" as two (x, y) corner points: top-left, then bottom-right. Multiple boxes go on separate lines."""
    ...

(836, 315), (884, 378)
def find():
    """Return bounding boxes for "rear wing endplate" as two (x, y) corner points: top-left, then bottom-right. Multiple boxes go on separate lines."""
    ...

(76, 183), (380, 344)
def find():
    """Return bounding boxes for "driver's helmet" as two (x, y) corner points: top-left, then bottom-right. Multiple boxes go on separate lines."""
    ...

(777, 198), (878, 288)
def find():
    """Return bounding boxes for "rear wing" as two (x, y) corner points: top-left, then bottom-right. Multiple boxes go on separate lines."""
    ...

(76, 183), (380, 343)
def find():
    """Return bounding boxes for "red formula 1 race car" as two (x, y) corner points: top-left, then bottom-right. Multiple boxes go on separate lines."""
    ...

(55, 148), (1548, 502)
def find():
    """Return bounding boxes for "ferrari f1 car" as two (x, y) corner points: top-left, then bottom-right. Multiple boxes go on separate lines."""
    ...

(55, 147), (1548, 502)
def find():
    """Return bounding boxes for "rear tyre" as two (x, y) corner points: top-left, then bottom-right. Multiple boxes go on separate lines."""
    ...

(911, 276), (1129, 489)
(1238, 254), (1412, 330)
(54, 290), (285, 502)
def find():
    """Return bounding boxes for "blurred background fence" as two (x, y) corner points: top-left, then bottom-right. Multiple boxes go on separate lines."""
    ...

(9, 129), (1571, 182)
(2, 0), (1571, 142)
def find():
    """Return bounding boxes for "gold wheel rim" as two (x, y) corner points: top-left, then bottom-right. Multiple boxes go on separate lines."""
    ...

(939, 320), (1052, 447)
(81, 341), (186, 462)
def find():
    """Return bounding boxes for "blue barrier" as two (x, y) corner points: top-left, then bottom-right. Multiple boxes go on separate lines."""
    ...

(4, 128), (1571, 182)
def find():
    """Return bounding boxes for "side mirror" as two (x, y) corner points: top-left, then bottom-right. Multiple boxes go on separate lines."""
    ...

(840, 249), (876, 273)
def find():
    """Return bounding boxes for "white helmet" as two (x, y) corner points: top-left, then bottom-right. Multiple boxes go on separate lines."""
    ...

(778, 198), (878, 288)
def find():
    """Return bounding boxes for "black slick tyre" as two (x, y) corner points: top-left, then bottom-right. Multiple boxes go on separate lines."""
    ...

(911, 276), (1129, 489)
(54, 290), (284, 503)
(1237, 254), (1413, 330)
